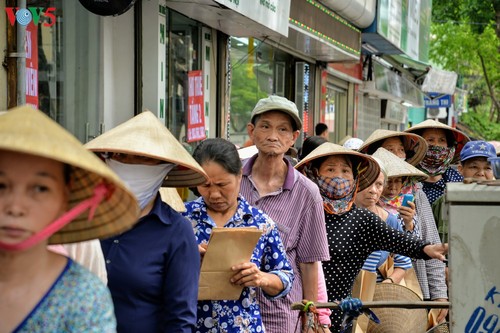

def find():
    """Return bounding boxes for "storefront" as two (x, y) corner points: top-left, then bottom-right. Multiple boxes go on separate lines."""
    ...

(2, 0), (362, 149)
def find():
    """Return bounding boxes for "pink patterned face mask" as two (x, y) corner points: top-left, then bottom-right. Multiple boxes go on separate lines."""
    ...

(418, 145), (455, 176)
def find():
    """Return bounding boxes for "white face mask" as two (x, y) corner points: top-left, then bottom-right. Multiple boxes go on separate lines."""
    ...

(106, 158), (175, 209)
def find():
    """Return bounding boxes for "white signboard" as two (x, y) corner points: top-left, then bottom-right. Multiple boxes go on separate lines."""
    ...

(214, 0), (290, 37)
(446, 183), (500, 332)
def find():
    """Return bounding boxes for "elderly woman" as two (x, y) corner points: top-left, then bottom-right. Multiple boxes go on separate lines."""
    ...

(358, 130), (448, 320)
(295, 142), (448, 333)
(183, 138), (294, 333)
(405, 119), (470, 205)
(0, 106), (139, 332)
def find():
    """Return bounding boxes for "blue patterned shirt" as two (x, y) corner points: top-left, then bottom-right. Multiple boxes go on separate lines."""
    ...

(14, 259), (116, 333)
(183, 196), (294, 333)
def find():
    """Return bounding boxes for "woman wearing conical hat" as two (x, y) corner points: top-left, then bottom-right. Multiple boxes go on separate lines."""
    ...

(0, 106), (140, 332)
(405, 120), (470, 205)
(358, 130), (448, 313)
(295, 142), (448, 333)
(85, 111), (208, 333)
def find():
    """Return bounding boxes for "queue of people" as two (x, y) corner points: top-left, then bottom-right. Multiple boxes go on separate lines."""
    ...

(3, 98), (495, 333)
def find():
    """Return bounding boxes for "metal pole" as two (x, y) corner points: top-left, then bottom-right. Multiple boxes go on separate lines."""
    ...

(291, 301), (450, 310)
(17, 0), (27, 105)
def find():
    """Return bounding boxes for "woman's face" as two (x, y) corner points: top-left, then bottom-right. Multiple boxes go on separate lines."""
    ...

(318, 155), (354, 181)
(382, 177), (404, 199)
(458, 158), (494, 180)
(197, 161), (242, 214)
(421, 128), (448, 148)
(0, 150), (69, 247)
(381, 137), (406, 159)
(355, 172), (385, 208)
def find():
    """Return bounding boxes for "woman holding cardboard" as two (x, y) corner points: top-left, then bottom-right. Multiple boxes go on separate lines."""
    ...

(183, 138), (294, 333)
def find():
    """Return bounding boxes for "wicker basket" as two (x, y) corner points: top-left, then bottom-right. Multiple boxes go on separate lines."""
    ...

(366, 284), (427, 333)
(426, 322), (450, 333)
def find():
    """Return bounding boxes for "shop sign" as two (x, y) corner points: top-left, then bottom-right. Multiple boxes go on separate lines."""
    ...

(376, 0), (431, 62)
(5, 7), (56, 26)
(187, 70), (207, 143)
(25, 23), (38, 109)
(424, 93), (451, 108)
(213, 0), (290, 37)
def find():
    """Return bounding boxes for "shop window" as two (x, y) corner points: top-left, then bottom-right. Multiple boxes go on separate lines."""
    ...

(10, 1), (103, 142)
(228, 37), (293, 147)
(166, 11), (201, 150)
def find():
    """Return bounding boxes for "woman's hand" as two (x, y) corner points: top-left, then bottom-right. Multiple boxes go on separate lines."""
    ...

(423, 243), (448, 261)
(397, 201), (416, 231)
(230, 262), (284, 296)
(230, 262), (267, 288)
(198, 244), (208, 262)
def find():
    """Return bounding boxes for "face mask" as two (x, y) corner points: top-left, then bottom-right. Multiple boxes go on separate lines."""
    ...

(317, 176), (354, 200)
(418, 145), (455, 177)
(106, 159), (175, 209)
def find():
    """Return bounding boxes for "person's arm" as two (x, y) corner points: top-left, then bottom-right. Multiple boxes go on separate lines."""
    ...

(316, 262), (332, 328)
(162, 220), (200, 333)
(300, 261), (319, 302)
(382, 267), (406, 284)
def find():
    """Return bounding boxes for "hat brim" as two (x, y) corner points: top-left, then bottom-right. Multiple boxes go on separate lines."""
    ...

(295, 142), (380, 192)
(359, 129), (428, 166)
(405, 120), (470, 163)
(372, 148), (428, 182)
(0, 106), (140, 244)
(85, 111), (208, 187)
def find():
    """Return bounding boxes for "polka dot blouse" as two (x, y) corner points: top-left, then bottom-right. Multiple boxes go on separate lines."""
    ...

(421, 167), (463, 205)
(322, 206), (429, 332)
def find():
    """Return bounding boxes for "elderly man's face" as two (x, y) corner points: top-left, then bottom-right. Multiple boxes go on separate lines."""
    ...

(247, 111), (299, 157)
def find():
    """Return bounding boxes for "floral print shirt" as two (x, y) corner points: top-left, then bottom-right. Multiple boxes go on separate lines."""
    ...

(183, 196), (294, 333)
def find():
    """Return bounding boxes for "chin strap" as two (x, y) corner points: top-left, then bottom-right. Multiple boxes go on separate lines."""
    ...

(0, 182), (112, 252)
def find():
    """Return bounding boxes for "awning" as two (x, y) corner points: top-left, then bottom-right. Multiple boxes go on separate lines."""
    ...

(165, 0), (291, 39)
(385, 55), (458, 96)
(269, 0), (361, 62)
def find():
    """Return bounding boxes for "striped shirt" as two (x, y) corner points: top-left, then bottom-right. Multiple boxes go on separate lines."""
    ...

(362, 214), (413, 281)
(412, 185), (448, 300)
(240, 155), (330, 333)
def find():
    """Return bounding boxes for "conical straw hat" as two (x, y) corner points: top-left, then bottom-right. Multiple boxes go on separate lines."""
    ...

(85, 111), (208, 187)
(372, 148), (428, 182)
(404, 119), (470, 163)
(159, 187), (186, 212)
(367, 283), (427, 333)
(358, 129), (428, 166)
(0, 105), (140, 244)
(295, 142), (380, 192)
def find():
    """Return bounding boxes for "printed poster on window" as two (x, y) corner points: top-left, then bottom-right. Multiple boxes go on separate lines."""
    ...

(187, 70), (206, 142)
(25, 22), (38, 108)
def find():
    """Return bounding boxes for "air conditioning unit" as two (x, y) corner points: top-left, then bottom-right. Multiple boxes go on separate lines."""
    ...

(427, 107), (447, 119)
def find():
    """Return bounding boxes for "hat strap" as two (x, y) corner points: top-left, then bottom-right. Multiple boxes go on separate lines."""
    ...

(0, 182), (111, 252)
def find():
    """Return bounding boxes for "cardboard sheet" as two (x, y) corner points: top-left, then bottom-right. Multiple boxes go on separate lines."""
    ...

(198, 227), (262, 300)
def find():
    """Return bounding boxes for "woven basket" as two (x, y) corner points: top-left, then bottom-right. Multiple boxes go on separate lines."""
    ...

(366, 284), (427, 333)
(426, 322), (450, 333)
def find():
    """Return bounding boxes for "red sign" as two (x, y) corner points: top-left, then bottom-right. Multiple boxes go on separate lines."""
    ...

(25, 22), (38, 108)
(187, 70), (206, 142)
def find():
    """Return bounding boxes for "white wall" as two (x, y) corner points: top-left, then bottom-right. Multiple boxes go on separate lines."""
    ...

(102, 9), (135, 131)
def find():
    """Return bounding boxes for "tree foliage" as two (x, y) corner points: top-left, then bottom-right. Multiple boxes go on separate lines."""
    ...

(430, 0), (500, 137)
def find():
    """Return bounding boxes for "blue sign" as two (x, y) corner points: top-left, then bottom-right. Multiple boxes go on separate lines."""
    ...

(424, 93), (451, 108)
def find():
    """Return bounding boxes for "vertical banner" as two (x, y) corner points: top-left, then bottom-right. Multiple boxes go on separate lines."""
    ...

(320, 70), (327, 123)
(187, 70), (206, 142)
(25, 22), (38, 108)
